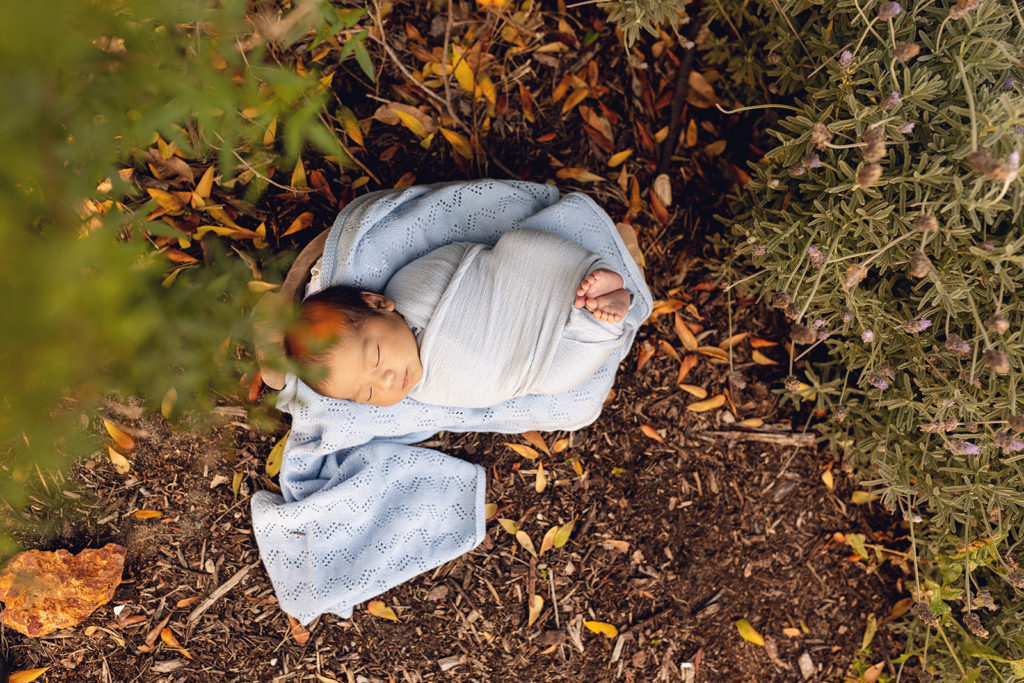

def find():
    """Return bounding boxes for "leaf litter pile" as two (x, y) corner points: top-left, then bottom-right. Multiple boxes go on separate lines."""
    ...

(4, 1), (914, 680)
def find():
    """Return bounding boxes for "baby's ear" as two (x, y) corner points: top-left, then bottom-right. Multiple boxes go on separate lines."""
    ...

(360, 291), (396, 311)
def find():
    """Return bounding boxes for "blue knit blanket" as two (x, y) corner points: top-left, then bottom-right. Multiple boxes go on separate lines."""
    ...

(251, 180), (652, 624)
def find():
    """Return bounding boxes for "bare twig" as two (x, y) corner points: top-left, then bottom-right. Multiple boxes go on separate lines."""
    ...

(188, 561), (259, 623)
(657, 8), (704, 174)
(696, 430), (818, 447)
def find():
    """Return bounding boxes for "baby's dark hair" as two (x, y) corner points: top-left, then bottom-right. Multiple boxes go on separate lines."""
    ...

(283, 285), (379, 392)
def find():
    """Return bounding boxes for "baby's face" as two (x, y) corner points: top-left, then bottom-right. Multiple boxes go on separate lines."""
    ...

(317, 310), (423, 406)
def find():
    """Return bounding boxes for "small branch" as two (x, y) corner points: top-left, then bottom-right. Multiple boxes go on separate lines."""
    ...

(657, 8), (704, 174)
(188, 561), (259, 623)
(696, 430), (818, 447)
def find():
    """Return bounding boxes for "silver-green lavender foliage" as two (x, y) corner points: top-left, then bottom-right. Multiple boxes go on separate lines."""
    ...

(708, 0), (1024, 675)
(602, 0), (690, 46)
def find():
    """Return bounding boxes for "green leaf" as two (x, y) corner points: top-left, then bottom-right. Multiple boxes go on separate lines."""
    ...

(734, 619), (764, 646)
(860, 613), (877, 651)
(354, 39), (375, 83)
(553, 519), (575, 548)
(846, 533), (868, 559)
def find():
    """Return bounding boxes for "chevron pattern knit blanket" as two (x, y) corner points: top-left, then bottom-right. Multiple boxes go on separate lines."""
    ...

(250, 180), (653, 624)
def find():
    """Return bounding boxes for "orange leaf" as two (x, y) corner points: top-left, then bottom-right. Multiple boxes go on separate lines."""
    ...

(9, 668), (50, 683)
(165, 249), (198, 264)
(519, 83), (537, 123)
(287, 614), (310, 643)
(739, 417), (764, 428)
(147, 188), (185, 212)
(677, 354), (698, 384)
(674, 314), (698, 351)
(521, 431), (551, 456)
(503, 442), (540, 460)
(687, 395), (726, 413)
(561, 87), (589, 114)
(556, 167), (605, 183)
(650, 299), (684, 318)
(658, 340), (680, 363)
(536, 132), (556, 143)
(551, 74), (573, 103)
(394, 171), (417, 189)
(367, 600), (400, 621)
(749, 337), (778, 348)
(103, 418), (135, 450)
(718, 332), (749, 350)
(282, 211), (314, 237)
(552, 438), (570, 453)
(133, 510), (163, 519)
(527, 594), (544, 627)
(687, 71), (719, 108)
(584, 620), (619, 638)
(539, 526), (558, 556)
(636, 340), (656, 371)
(679, 384), (707, 399)
(650, 189), (670, 225)
(640, 424), (664, 443)
(160, 627), (194, 659)
(176, 596), (201, 608)
(697, 345), (729, 361)
(752, 350), (778, 365)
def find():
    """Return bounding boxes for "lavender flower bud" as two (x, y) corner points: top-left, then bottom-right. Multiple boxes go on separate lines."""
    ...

(768, 52), (782, 65)
(880, 91), (902, 111)
(803, 153), (822, 169)
(752, 244), (767, 256)
(807, 246), (826, 268)
(771, 291), (791, 309)
(900, 318), (932, 333)
(811, 122), (832, 149)
(914, 215), (939, 232)
(862, 328), (875, 343)
(986, 315), (1010, 334)
(980, 241), (996, 252)
(898, 122), (916, 134)
(973, 590), (998, 611)
(880, 360), (896, 379)
(857, 163), (883, 187)
(813, 318), (827, 328)
(983, 349), (1011, 374)
(910, 250), (931, 278)
(790, 324), (817, 345)
(945, 333), (971, 358)
(789, 162), (806, 177)
(841, 307), (854, 323)
(862, 128), (887, 162)
(1009, 414), (1024, 433)
(783, 376), (801, 391)
(1010, 572), (1024, 590)
(867, 372), (890, 390)
(960, 369), (981, 387)
(949, 439), (980, 455)
(950, 0), (979, 18)
(817, 329), (831, 341)
(768, 179), (780, 189)
(968, 149), (1018, 181)
(913, 602), (941, 627)
(835, 406), (848, 422)
(845, 263), (869, 290)
(878, 1), (902, 18)
(894, 43), (920, 61)
(962, 613), (989, 639)
(784, 303), (800, 320)
(994, 432), (1024, 453)
(838, 50), (853, 69)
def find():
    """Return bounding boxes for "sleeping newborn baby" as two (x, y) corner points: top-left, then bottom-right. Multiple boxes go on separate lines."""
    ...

(284, 229), (631, 408)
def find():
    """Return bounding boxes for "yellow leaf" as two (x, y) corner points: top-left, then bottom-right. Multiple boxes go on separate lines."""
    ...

(10, 668), (50, 683)
(449, 45), (475, 92)
(232, 471), (243, 498)
(282, 211), (314, 237)
(561, 87), (589, 114)
(504, 442), (540, 460)
(107, 446), (132, 475)
(674, 314), (698, 351)
(204, 206), (243, 230)
(718, 332), (749, 350)
(160, 627), (193, 659)
(570, 457), (583, 476)
(161, 387), (177, 419)
(654, 126), (669, 143)
(608, 149), (633, 167)
(194, 166), (215, 199)
(535, 462), (547, 493)
(782, 627), (802, 638)
(264, 116), (278, 147)
(103, 418), (135, 451)
(146, 188), (184, 212)
(735, 619), (765, 646)
(527, 594), (544, 627)
(338, 106), (364, 147)
(553, 519), (575, 548)
(851, 491), (871, 504)
(266, 431), (288, 478)
(540, 526), (558, 555)
(640, 424), (664, 443)
(521, 430), (551, 456)
(679, 384), (707, 399)
(367, 600), (400, 621)
(752, 350), (778, 365)
(687, 395), (726, 413)
(497, 518), (520, 535)
(439, 127), (473, 159)
(352, 176), (370, 189)
(134, 510), (162, 519)
(194, 225), (238, 238)
(696, 345), (729, 361)
(291, 159), (307, 188)
(793, 382), (818, 401)
(484, 503), (498, 519)
(552, 437), (570, 453)
(685, 118), (698, 147)
(392, 108), (429, 138)
(822, 469), (835, 490)
(584, 621), (619, 638)
(556, 167), (605, 183)
(738, 417), (764, 428)
(477, 72), (496, 105)
(650, 299), (684, 318)
(516, 530), (538, 557)
(247, 280), (279, 293)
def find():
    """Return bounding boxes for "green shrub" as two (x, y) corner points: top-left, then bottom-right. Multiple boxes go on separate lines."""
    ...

(706, 0), (1024, 677)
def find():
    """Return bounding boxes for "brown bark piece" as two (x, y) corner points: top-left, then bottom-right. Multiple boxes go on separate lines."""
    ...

(0, 543), (126, 637)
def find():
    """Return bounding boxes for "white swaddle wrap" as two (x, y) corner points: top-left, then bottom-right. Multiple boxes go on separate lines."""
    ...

(383, 229), (626, 407)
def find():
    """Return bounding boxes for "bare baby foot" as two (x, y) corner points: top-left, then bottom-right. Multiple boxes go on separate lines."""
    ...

(574, 269), (625, 308)
(585, 288), (631, 323)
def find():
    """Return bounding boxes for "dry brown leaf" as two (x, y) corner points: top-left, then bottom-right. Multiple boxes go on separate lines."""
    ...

(782, 627), (802, 638)
(679, 384), (708, 399)
(718, 332), (749, 350)
(282, 211), (314, 237)
(527, 594), (544, 627)
(561, 87), (589, 114)
(649, 298), (684, 318)
(674, 314), (698, 351)
(160, 627), (195, 659)
(738, 417), (764, 428)
(636, 340), (656, 371)
(696, 345), (729, 361)
(521, 431), (551, 456)
(367, 600), (400, 621)
(752, 350), (778, 365)
(687, 71), (719, 108)
(556, 167), (605, 183)
(0, 544), (125, 637)
(539, 526), (558, 556)
(677, 354), (698, 384)
(640, 424), (664, 443)
(287, 614), (310, 643)
(503, 442), (540, 460)
(658, 340), (681, 363)
(176, 596), (201, 609)
(600, 539), (630, 553)
(687, 395), (726, 413)
(516, 530), (538, 558)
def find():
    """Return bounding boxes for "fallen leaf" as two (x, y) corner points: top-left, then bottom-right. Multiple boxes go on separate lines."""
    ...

(9, 668), (50, 683)
(687, 395), (726, 413)
(161, 387), (177, 419)
(679, 384), (707, 399)
(822, 469), (835, 490)
(449, 45), (475, 92)
(650, 299), (684, 318)
(553, 520), (575, 548)
(484, 503), (498, 520)
(608, 149), (633, 167)
(527, 594), (544, 627)
(282, 211), (314, 237)
(338, 105), (364, 147)
(782, 627), (802, 638)
(640, 424), (664, 443)
(504, 442), (540, 460)
(287, 614), (310, 643)
(0, 545), (126, 637)
(561, 87), (589, 114)
(265, 431), (288, 477)
(687, 71), (719, 108)
(176, 596), (201, 608)
(497, 518), (520, 535)
(735, 619), (765, 646)
(600, 539), (630, 553)
(521, 431), (551, 456)
(439, 127), (473, 159)
(291, 158), (307, 188)
(674, 314), (698, 351)
(147, 188), (185, 212)
(194, 166), (215, 199)
(535, 463), (547, 493)
(888, 597), (914, 621)
(738, 417), (764, 428)
(658, 340), (680, 362)
(696, 345), (729, 361)
(516, 530), (538, 557)
(749, 337), (778, 348)
(107, 446), (131, 474)
(133, 510), (162, 519)
(539, 526), (558, 556)
(231, 471), (243, 498)
(367, 600), (399, 621)
(718, 332), (749, 350)
(556, 167), (605, 183)
(263, 116), (277, 146)
(552, 438), (570, 453)
(677, 354), (698, 384)
(636, 340), (656, 371)
(393, 171), (417, 189)
(103, 419), (135, 451)
(160, 628), (194, 660)
(650, 189), (670, 225)
(752, 350), (778, 365)
(863, 662), (884, 683)
(584, 620), (618, 638)
(518, 84), (536, 123)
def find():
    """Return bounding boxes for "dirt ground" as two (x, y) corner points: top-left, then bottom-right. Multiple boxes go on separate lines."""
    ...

(1, 1), (917, 680)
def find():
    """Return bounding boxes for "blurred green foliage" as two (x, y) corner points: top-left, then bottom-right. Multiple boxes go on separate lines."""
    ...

(0, 0), (369, 545)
